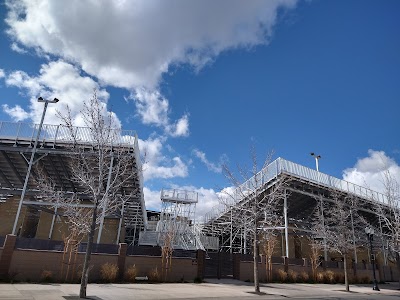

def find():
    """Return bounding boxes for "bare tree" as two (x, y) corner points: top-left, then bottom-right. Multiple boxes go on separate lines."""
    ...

(312, 193), (363, 292)
(372, 170), (400, 287)
(261, 231), (278, 282)
(220, 149), (287, 293)
(35, 91), (139, 298)
(307, 236), (323, 282)
(160, 227), (175, 282)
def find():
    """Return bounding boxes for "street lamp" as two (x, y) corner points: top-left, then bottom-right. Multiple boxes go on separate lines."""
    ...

(310, 153), (321, 172)
(12, 97), (59, 235)
(365, 227), (380, 291)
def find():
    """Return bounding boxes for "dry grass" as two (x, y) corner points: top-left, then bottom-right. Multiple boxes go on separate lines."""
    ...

(299, 271), (310, 282)
(324, 270), (335, 283)
(100, 263), (119, 283)
(359, 275), (371, 284)
(287, 270), (298, 282)
(276, 269), (288, 282)
(316, 271), (325, 283)
(334, 272), (344, 284)
(148, 266), (161, 283)
(40, 270), (53, 283)
(124, 265), (138, 282)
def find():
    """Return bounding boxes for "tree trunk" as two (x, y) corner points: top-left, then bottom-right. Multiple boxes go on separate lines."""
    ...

(79, 204), (98, 298)
(253, 225), (260, 293)
(344, 254), (349, 292)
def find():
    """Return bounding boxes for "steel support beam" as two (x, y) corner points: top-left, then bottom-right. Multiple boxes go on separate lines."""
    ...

(284, 189), (289, 258)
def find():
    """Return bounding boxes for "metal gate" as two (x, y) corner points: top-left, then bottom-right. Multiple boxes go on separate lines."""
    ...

(204, 252), (233, 278)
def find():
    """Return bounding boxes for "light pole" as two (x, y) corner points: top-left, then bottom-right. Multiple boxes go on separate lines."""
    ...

(365, 227), (380, 291)
(12, 97), (59, 235)
(310, 152), (321, 172)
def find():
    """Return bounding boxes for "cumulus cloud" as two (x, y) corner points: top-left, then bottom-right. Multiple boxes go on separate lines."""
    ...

(5, 0), (297, 89)
(0, 69), (5, 78)
(3, 60), (114, 127)
(10, 42), (27, 54)
(343, 150), (400, 194)
(192, 149), (227, 173)
(143, 187), (163, 212)
(2, 104), (29, 121)
(133, 89), (189, 137)
(5, 0), (297, 136)
(139, 136), (189, 181)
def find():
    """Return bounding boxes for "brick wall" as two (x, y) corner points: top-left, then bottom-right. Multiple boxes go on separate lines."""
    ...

(125, 255), (197, 282)
(0, 235), (198, 283)
(239, 258), (398, 283)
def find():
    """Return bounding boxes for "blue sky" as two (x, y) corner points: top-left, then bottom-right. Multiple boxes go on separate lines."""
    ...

(0, 0), (399, 217)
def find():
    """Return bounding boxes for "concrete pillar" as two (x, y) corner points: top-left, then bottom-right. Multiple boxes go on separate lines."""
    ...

(117, 243), (127, 281)
(196, 250), (205, 279)
(233, 253), (241, 280)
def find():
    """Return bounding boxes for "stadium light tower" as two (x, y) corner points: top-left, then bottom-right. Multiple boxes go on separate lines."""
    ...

(12, 97), (59, 235)
(310, 152), (321, 172)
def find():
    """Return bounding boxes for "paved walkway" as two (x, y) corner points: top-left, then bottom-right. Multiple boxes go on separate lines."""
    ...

(0, 279), (399, 300)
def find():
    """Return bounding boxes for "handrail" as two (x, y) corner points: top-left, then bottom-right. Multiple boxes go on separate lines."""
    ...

(161, 188), (198, 203)
(277, 158), (387, 204)
(0, 121), (137, 147)
(203, 157), (387, 224)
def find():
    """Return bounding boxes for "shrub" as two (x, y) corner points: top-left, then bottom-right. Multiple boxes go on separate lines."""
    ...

(360, 275), (371, 284)
(276, 269), (287, 283)
(287, 270), (298, 283)
(194, 276), (203, 283)
(124, 265), (138, 283)
(349, 275), (359, 284)
(316, 272), (325, 283)
(334, 272), (344, 284)
(148, 266), (161, 283)
(324, 270), (335, 283)
(7, 270), (20, 284)
(299, 271), (310, 283)
(40, 270), (53, 283)
(100, 263), (119, 283)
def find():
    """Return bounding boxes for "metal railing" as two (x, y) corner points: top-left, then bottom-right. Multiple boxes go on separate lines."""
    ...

(0, 121), (137, 147)
(277, 158), (387, 204)
(161, 189), (198, 203)
(204, 157), (387, 224)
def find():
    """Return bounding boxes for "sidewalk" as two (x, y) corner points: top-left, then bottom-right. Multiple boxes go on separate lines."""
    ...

(0, 279), (398, 300)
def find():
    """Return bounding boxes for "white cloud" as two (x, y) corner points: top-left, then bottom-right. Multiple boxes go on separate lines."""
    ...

(193, 149), (227, 173)
(10, 42), (27, 54)
(167, 114), (190, 137)
(5, 0), (297, 90)
(0, 69), (5, 78)
(143, 187), (162, 212)
(132, 89), (188, 137)
(2, 104), (29, 121)
(139, 136), (189, 181)
(4, 0), (298, 136)
(343, 150), (400, 194)
(3, 60), (114, 127)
